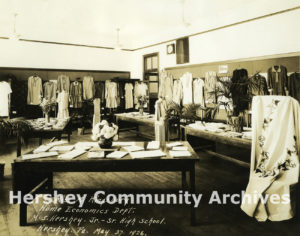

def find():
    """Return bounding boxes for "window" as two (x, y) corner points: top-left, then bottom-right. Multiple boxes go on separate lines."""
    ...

(176, 37), (189, 64)
(143, 53), (159, 113)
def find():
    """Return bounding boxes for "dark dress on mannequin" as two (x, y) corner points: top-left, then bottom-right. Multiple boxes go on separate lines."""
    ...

(231, 68), (249, 116)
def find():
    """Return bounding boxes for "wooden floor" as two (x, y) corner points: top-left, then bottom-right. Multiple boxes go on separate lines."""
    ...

(0, 128), (299, 236)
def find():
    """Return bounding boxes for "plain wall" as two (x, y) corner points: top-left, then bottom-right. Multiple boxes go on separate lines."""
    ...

(131, 8), (300, 79)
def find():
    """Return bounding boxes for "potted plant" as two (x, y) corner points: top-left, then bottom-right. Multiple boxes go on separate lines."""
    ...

(91, 120), (119, 148)
(0, 119), (31, 147)
(209, 73), (260, 132)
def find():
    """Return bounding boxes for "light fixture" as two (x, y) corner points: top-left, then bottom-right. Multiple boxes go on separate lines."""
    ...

(181, 0), (190, 27)
(10, 13), (20, 41)
(114, 28), (122, 51)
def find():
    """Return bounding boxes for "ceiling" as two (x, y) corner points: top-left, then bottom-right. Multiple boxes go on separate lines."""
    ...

(0, 0), (299, 50)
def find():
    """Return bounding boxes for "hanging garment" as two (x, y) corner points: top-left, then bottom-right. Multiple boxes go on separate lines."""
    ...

(27, 76), (43, 105)
(250, 74), (268, 96)
(125, 83), (134, 109)
(83, 76), (94, 100)
(93, 98), (101, 128)
(57, 91), (69, 119)
(0, 81), (12, 117)
(105, 80), (118, 108)
(241, 96), (300, 222)
(69, 81), (83, 108)
(134, 82), (148, 108)
(57, 75), (70, 93)
(205, 71), (217, 104)
(288, 72), (300, 102)
(267, 65), (288, 95)
(94, 82), (105, 100)
(217, 76), (232, 104)
(172, 79), (183, 105)
(193, 78), (205, 105)
(231, 68), (249, 115)
(154, 99), (167, 142)
(159, 70), (173, 100)
(43, 81), (57, 103)
(180, 72), (193, 105)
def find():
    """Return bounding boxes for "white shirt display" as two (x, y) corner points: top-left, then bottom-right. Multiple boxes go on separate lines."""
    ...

(125, 83), (134, 109)
(180, 72), (193, 105)
(0, 81), (12, 117)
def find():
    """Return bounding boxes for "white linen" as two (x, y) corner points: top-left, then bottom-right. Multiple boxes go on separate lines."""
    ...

(241, 96), (300, 222)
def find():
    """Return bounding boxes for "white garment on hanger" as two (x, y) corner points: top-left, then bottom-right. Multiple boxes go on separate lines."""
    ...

(105, 81), (118, 108)
(173, 79), (183, 105)
(193, 78), (205, 105)
(57, 91), (69, 120)
(241, 96), (300, 222)
(159, 70), (173, 100)
(180, 72), (193, 105)
(27, 76), (43, 105)
(0, 81), (12, 117)
(125, 83), (134, 109)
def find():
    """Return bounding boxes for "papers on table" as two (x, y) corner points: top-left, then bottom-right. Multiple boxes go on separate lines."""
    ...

(46, 140), (68, 148)
(33, 145), (52, 154)
(169, 150), (191, 158)
(87, 151), (105, 158)
(74, 142), (98, 150)
(22, 152), (58, 160)
(58, 149), (86, 160)
(166, 142), (183, 148)
(147, 141), (160, 150)
(50, 145), (74, 152)
(123, 145), (144, 152)
(106, 151), (128, 159)
(172, 146), (188, 151)
(112, 142), (136, 146)
(130, 150), (166, 159)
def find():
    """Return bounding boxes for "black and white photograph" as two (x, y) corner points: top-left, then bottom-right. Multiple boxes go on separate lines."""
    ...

(0, 0), (300, 235)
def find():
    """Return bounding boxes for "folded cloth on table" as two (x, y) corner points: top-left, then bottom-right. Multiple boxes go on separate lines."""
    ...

(46, 140), (68, 147)
(87, 151), (105, 158)
(131, 150), (166, 159)
(123, 145), (144, 152)
(50, 145), (74, 152)
(147, 141), (160, 150)
(22, 152), (58, 160)
(33, 145), (52, 153)
(169, 150), (191, 157)
(106, 151), (128, 159)
(58, 149), (86, 160)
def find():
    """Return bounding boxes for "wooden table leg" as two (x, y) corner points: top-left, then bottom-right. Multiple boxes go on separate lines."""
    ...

(190, 165), (196, 226)
(20, 202), (27, 226)
(17, 134), (21, 157)
(181, 171), (187, 190)
(47, 172), (53, 191)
